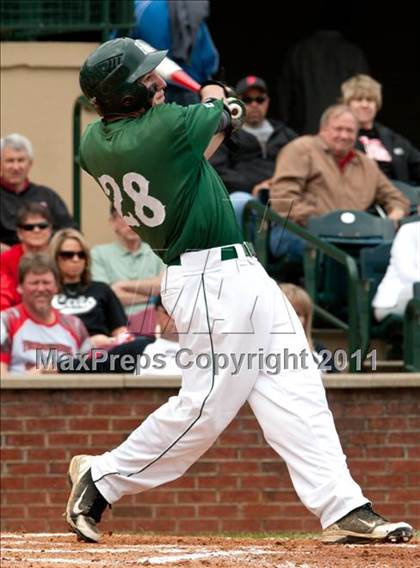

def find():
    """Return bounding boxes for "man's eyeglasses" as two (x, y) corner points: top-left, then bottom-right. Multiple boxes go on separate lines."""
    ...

(18, 222), (50, 231)
(242, 95), (267, 104)
(58, 251), (87, 260)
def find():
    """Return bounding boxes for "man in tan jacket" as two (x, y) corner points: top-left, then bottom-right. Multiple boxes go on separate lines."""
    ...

(269, 104), (409, 227)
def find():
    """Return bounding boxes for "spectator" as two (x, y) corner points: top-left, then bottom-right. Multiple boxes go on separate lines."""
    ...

(130, 0), (219, 105)
(0, 133), (74, 249)
(372, 218), (420, 321)
(340, 74), (420, 186)
(1, 202), (52, 310)
(277, 29), (369, 134)
(210, 75), (297, 196)
(49, 228), (154, 371)
(268, 104), (410, 259)
(0, 254), (90, 376)
(91, 208), (164, 318)
(280, 283), (338, 373)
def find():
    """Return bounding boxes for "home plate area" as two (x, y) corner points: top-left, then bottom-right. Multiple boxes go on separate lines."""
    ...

(1, 533), (419, 568)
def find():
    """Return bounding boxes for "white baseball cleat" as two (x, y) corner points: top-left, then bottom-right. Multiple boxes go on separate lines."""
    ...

(65, 455), (108, 543)
(322, 503), (414, 544)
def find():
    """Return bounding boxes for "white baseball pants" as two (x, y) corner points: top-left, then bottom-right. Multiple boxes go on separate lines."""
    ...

(91, 244), (368, 528)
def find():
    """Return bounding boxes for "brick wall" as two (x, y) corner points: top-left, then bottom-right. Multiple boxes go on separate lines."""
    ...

(1, 385), (419, 533)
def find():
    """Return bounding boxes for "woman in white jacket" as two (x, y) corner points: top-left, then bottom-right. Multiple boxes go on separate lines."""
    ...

(372, 219), (420, 321)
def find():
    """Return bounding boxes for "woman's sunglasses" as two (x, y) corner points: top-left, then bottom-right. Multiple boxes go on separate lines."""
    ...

(242, 95), (267, 104)
(18, 222), (50, 231)
(58, 251), (87, 260)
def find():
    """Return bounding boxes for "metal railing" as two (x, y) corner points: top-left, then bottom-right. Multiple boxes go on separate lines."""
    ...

(243, 201), (369, 372)
(0, 0), (134, 41)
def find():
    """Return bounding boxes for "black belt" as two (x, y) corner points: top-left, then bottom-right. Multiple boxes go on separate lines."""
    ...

(170, 242), (255, 266)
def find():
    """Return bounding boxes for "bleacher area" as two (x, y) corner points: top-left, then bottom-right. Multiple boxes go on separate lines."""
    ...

(243, 201), (420, 373)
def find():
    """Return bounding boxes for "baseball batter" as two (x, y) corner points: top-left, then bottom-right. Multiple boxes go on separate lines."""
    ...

(65, 38), (413, 545)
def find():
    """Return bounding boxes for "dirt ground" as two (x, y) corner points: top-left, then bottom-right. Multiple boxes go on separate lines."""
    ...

(1, 532), (419, 567)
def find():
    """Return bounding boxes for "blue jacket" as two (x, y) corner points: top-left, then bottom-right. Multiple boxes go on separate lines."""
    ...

(132, 0), (219, 83)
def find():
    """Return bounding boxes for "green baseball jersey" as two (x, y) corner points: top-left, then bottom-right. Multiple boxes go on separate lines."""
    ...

(80, 100), (242, 264)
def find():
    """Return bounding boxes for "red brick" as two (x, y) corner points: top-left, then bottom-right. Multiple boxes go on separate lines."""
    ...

(367, 446), (405, 458)
(220, 490), (260, 503)
(365, 474), (406, 487)
(6, 492), (47, 505)
(179, 491), (217, 503)
(198, 505), (239, 518)
(1, 477), (25, 490)
(0, 506), (26, 518)
(221, 519), (261, 532)
(188, 461), (218, 474)
(27, 448), (67, 460)
(240, 475), (280, 489)
(132, 519), (177, 532)
(261, 490), (297, 503)
(91, 403), (133, 416)
(137, 491), (176, 504)
(26, 476), (65, 490)
(6, 434), (45, 446)
(156, 505), (196, 517)
(26, 506), (65, 518)
(239, 447), (276, 459)
(368, 417), (408, 430)
(7, 462), (47, 475)
(1, 448), (24, 461)
(218, 461), (260, 474)
(203, 447), (238, 459)
(220, 432), (260, 446)
(167, 476), (196, 489)
(407, 447), (420, 458)
(198, 476), (238, 489)
(388, 460), (420, 473)
(0, 419), (24, 431)
(388, 489), (420, 502)
(49, 462), (68, 474)
(110, 418), (142, 431)
(243, 504), (280, 517)
(48, 433), (89, 446)
(263, 518), (305, 531)
(261, 461), (289, 474)
(1, 519), (48, 532)
(388, 432), (420, 445)
(67, 418), (110, 431)
(177, 519), (219, 533)
(89, 433), (126, 446)
(113, 506), (153, 518)
(25, 418), (67, 431)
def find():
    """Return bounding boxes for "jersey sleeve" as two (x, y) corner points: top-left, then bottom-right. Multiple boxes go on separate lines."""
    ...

(182, 99), (224, 158)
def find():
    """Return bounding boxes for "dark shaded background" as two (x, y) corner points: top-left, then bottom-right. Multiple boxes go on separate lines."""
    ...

(208, 2), (420, 146)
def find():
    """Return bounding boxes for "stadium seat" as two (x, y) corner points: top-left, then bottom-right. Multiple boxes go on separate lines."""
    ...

(391, 181), (420, 215)
(305, 210), (395, 322)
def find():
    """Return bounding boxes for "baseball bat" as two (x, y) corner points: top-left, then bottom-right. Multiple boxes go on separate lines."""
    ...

(135, 39), (201, 93)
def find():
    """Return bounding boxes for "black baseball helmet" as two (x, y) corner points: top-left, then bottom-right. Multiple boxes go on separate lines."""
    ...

(79, 38), (167, 115)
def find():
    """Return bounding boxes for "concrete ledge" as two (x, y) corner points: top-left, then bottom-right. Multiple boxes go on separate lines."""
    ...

(1, 373), (420, 389)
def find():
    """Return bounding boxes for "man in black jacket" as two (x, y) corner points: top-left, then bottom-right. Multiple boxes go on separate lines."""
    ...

(210, 76), (297, 196)
(1, 133), (74, 250)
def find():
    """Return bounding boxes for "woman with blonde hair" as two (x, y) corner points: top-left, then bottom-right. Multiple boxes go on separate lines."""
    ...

(340, 74), (420, 186)
(49, 229), (154, 372)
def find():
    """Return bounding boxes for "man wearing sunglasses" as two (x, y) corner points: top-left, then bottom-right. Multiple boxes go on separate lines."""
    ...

(0, 133), (74, 252)
(0, 202), (52, 310)
(210, 75), (297, 199)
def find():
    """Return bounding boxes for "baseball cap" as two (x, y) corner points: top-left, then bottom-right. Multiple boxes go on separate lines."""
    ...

(235, 76), (268, 96)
